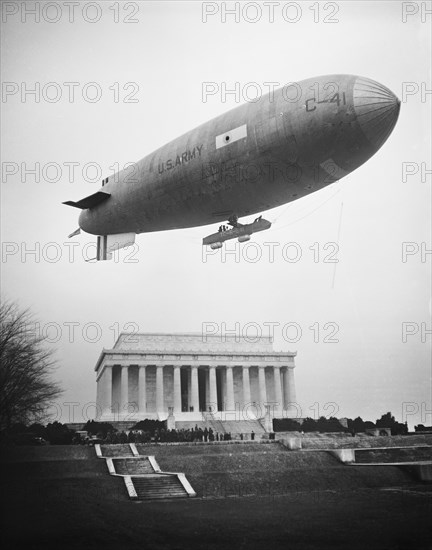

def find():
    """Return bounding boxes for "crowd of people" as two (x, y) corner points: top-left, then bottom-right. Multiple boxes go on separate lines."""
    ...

(84, 426), (256, 444)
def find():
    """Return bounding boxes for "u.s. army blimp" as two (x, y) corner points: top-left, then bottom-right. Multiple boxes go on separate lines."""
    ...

(64, 74), (400, 260)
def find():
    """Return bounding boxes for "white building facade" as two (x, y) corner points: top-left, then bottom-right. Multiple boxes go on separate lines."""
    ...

(95, 333), (297, 422)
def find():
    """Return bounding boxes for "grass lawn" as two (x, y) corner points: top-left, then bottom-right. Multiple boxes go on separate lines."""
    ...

(1, 445), (431, 550)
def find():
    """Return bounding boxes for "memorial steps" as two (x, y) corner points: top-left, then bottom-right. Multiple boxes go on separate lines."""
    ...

(100, 444), (135, 457)
(95, 443), (196, 500)
(201, 413), (267, 437)
(130, 475), (190, 500)
(111, 457), (155, 475)
(202, 412), (226, 435)
(169, 418), (266, 437)
(220, 420), (266, 436)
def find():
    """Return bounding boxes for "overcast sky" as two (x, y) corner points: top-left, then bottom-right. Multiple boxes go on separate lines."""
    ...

(1, 1), (431, 428)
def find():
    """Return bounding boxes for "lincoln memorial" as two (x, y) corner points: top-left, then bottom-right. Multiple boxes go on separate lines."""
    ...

(95, 332), (297, 422)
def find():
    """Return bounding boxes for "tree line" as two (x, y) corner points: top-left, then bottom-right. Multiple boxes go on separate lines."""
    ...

(273, 412), (409, 435)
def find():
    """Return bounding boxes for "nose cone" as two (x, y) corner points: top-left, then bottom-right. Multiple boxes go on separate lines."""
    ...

(353, 77), (400, 151)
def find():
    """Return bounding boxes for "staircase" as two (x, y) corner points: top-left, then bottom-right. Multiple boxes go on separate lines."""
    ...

(203, 412), (226, 434)
(131, 474), (189, 500)
(100, 444), (134, 457)
(112, 457), (155, 475)
(178, 415), (267, 438)
(95, 444), (196, 500)
(222, 419), (266, 436)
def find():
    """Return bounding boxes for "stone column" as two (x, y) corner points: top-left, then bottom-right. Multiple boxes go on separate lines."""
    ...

(173, 366), (182, 413)
(190, 366), (199, 412)
(219, 367), (225, 410)
(273, 366), (283, 415)
(284, 366), (297, 407)
(104, 365), (112, 415)
(225, 366), (235, 410)
(205, 369), (210, 410)
(138, 365), (146, 413)
(242, 367), (251, 409)
(187, 368), (191, 410)
(258, 366), (267, 415)
(208, 366), (217, 413)
(120, 365), (129, 411)
(156, 365), (164, 412)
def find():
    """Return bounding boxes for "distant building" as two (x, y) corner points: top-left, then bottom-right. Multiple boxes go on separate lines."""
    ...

(95, 333), (297, 422)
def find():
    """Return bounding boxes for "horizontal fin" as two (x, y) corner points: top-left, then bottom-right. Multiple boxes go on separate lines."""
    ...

(68, 228), (81, 238)
(63, 191), (111, 210)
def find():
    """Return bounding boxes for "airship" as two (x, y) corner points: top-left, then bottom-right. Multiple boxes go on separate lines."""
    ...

(64, 74), (400, 260)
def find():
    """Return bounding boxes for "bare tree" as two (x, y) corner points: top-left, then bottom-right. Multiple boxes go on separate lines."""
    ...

(0, 300), (63, 430)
